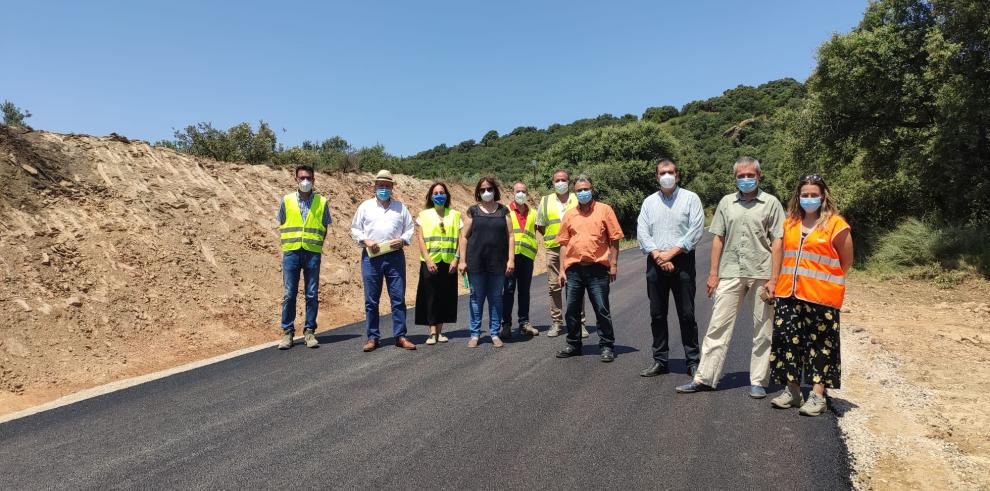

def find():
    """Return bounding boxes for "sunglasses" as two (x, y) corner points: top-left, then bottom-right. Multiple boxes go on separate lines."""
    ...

(801, 174), (825, 183)
(479, 187), (494, 192)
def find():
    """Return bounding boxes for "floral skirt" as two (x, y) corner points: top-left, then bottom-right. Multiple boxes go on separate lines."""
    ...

(769, 297), (842, 389)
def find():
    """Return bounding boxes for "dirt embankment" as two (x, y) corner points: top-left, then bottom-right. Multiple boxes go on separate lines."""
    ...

(837, 275), (990, 490)
(0, 126), (542, 416)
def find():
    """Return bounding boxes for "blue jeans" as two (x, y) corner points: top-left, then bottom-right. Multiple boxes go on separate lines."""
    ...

(281, 250), (321, 333)
(565, 264), (615, 349)
(361, 250), (407, 340)
(468, 272), (505, 337)
(502, 254), (534, 325)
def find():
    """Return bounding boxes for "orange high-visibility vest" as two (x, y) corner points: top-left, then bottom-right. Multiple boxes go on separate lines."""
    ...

(774, 215), (850, 309)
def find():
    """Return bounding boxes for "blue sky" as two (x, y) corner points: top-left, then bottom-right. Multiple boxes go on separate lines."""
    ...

(1, 1), (866, 156)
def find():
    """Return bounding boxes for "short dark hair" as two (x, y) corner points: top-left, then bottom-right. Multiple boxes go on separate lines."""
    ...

(424, 181), (452, 209)
(551, 169), (570, 181)
(474, 176), (501, 202)
(295, 165), (314, 177)
(656, 158), (677, 173)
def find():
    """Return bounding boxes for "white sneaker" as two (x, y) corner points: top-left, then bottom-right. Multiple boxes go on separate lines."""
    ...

(799, 392), (828, 416)
(771, 389), (803, 409)
(437, 333), (449, 343)
(547, 324), (563, 337)
(425, 334), (437, 346)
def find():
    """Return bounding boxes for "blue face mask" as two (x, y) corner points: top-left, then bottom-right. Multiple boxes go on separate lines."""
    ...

(576, 190), (593, 204)
(432, 194), (447, 206)
(800, 197), (822, 213)
(376, 188), (391, 201)
(736, 177), (758, 193)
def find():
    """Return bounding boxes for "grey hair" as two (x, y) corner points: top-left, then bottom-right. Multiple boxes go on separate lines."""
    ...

(574, 174), (593, 186)
(733, 156), (761, 173)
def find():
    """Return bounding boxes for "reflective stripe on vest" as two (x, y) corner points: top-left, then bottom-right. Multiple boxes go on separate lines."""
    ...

(540, 193), (576, 249)
(510, 207), (538, 260)
(280, 193), (327, 254)
(779, 266), (846, 285)
(418, 208), (461, 264)
(774, 215), (848, 309)
(783, 250), (841, 268)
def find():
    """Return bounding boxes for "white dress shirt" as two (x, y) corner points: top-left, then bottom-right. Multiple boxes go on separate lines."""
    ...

(350, 198), (415, 246)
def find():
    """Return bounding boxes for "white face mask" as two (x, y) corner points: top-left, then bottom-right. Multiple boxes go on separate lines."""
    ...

(481, 191), (495, 202)
(658, 173), (676, 190)
(514, 191), (527, 204)
(298, 179), (313, 193)
(553, 181), (569, 194)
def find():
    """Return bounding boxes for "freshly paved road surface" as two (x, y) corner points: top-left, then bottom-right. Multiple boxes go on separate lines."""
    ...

(0, 238), (850, 490)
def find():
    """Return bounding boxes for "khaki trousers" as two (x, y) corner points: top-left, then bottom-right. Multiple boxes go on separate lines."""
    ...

(545, 247), (584, 326)
(694, 277), (773, 387)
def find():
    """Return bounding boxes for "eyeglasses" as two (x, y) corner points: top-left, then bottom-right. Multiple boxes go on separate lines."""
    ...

(801, 174), (825, 183)
(479, 187), (494, 192)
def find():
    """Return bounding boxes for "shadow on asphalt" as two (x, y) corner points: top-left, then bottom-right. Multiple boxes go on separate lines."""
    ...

(314, 333), (362, 343)
(713, 371), (752, 390)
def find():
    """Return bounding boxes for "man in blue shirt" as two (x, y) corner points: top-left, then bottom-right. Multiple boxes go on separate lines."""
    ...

(636, 158), (705, 377)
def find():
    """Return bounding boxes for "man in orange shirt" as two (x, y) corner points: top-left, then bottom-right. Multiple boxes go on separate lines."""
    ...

(554, 175), (625, 362)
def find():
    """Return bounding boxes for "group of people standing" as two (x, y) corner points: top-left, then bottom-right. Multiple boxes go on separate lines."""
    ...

(275, 156), (853, 417)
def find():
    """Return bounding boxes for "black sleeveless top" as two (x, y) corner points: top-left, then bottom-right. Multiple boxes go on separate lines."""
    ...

(466, 204), (509, 274)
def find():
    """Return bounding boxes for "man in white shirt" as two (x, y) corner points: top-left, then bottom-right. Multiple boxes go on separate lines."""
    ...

(350, 169), (416, 352)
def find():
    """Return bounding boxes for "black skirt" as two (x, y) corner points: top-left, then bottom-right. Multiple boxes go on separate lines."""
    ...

(415, 261), (458, 325)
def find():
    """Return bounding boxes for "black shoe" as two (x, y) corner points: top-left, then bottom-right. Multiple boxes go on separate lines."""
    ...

(556, 346), (582, 358)
(600, 347), (615, 363)
(686, 365), (698, 378)
(639, 362), (669, 377)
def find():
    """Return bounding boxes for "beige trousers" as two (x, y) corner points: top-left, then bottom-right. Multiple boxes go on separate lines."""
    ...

(545, 247), (584, 326)
(694, 277), (773, 387)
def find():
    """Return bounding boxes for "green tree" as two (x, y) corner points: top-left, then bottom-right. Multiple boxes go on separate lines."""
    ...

(800, 0), (990, 226)
(642, 105), (678, 123)
(480, 130), (499, 146)
(1, 100), (32, 127)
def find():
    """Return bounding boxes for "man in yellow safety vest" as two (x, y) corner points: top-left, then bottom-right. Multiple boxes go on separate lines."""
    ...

(536, 169), (587, 338)
(502, 181), (541, 338)
(277, 165), (331, 350)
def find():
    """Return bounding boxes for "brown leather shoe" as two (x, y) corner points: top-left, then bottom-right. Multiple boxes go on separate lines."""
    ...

(395, 336), (417, 350)
(362, 338), (379, 352)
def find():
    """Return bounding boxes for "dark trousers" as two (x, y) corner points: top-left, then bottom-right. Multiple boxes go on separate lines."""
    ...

(361, 250), (407, 340)
(281, 250), (321, 332)
(502, 254), (534, 325)
(565, 263), (615, 349)
(645, 252), (700, 368)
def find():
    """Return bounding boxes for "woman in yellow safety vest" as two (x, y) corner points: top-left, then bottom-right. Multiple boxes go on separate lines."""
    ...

(769, 174), (854, 417)
(414, 182), (463, 345)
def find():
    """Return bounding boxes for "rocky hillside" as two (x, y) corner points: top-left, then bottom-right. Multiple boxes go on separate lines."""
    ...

(0, 126), (492, 415)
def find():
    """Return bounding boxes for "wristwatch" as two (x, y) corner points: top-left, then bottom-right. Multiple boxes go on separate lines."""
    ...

(454, 254), (461, 260)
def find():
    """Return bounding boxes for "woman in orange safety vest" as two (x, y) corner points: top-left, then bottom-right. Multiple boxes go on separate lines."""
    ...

(768, 174), (854, 417)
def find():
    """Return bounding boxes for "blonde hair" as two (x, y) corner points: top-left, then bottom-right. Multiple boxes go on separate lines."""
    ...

(786, 175), (839, 229)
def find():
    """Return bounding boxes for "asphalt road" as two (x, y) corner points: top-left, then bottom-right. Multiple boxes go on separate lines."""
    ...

(0, 237), (851, 490)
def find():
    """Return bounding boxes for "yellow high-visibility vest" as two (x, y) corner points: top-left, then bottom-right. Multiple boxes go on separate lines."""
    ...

(280, 193), (328, 254)
(417, 207), (461, 264)
(539, 192), (577, 249)
(510, 206), (538, 260)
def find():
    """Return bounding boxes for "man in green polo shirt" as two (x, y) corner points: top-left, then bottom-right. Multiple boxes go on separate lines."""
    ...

(677, 156), (784, 399)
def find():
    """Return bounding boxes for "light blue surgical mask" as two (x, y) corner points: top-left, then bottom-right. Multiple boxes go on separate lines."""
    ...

(432, 194), (447, 207)
(376, 188), (391, 201)
(736, 177), (758, 193)
(576, 190), (592, 204)
(800, 197), (822, 213)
